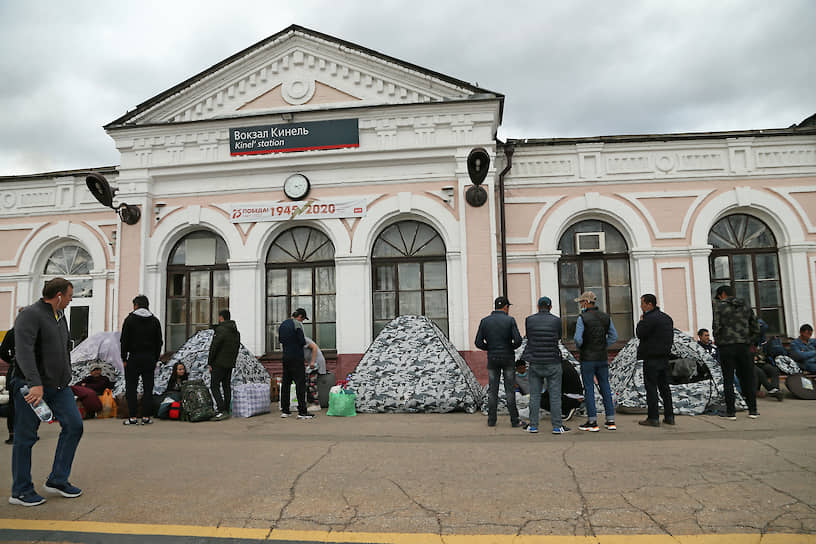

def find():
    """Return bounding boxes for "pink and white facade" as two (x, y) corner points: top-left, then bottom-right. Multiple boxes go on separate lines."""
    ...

(1, 25), (815, 377)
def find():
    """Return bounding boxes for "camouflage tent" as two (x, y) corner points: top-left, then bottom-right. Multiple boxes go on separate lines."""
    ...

(347, 315), (484, 413)
(610, 329), (747, 415)
(152, 329), (270, 395)
(70, 332), (125, 397)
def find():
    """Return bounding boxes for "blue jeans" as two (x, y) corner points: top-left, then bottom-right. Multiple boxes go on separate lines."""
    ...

(580, 361), (615, 421)
(11, 378), (83, 497)
(487, 365), (519, 426)
(529, 364), (562, 429)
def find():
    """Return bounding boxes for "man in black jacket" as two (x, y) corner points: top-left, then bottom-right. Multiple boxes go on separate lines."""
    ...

(208, 309), (240, 421)
(120, 295), (163, 426)
(475, 296), (523, 428)
(635, 293), (675, 427)
(0, 307), (24, 445)
(11, 278), (83, 506)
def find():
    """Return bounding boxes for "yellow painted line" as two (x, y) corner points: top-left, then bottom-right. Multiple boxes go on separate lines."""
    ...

(0, 519), (812, 543)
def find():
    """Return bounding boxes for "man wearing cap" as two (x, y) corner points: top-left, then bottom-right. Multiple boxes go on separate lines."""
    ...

(278, 308), (314, 420)
(573, 292), (618, 433)
(475, 296), (523, 428)
(521, 296), (570, 434)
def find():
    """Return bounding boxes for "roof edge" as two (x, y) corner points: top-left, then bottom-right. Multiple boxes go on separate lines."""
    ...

(105, 24), (502, 129)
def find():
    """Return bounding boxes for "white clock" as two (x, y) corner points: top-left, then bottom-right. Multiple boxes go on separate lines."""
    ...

(283, 173), (310, 200)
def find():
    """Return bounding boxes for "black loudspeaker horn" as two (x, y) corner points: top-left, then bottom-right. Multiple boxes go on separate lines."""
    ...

(85, 173), (116, 208)
(118, 204), (142, 226)
(84, 172), (142, 225)
(467, 148), (490, 186)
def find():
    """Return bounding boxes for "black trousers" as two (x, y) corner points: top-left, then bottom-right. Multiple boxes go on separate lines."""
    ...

(754, 363), (780, 392)
(281, 354), (307, 416)
(643, 358), (673, 421)
(210, 366), (233, 413)
(124, 353), (156, 418)
(720, 343), (757, 413)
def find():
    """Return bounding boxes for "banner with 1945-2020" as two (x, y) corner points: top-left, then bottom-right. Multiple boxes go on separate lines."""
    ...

(229, 198), (367, 223)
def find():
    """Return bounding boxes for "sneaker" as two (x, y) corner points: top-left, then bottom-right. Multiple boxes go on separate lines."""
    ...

(768, 388), (779, 394)
(578, 420), (599, 432)
(552, 426), (572, 434)
(141, 417), (153, 425)
(604, 421), (617, 431)
(8, 492), (46, 507)
(720, 413), (737, 421)
(524, 425), (539, 433)
(123, 418), (139, 425)
(280, 412), (291, 418)
(212, 412), (229, 421)
(43, 481), (83, 498)
(297, 414), (315, 420)
(748, 412), (760, 419)
(563, 408), (577, 422)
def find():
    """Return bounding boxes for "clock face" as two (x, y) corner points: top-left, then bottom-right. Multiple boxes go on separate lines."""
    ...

(283, 174), (310, 200)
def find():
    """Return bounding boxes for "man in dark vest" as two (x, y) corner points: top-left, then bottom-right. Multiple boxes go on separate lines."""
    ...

(475, 296), (523, 428)
(635, 293), (675, 427)
(573, 291), (618, 432)
(521, 296), (569, 434)
(278, 308), (314, 420)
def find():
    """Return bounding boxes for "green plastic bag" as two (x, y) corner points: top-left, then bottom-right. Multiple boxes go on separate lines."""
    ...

(327, 391), (356, 417)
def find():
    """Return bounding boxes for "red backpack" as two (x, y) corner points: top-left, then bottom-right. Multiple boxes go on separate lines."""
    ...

(168, 401), (182, 420)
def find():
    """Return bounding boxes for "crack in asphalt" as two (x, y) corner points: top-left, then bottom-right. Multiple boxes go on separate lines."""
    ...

(268, 441), (337, 536)
(561, 442), (597, 538)
(387, 477), (446, 536)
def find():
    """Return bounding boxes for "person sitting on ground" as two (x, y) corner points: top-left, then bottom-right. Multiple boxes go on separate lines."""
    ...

(514, 360), (530, 395)
(790, 324), (816, 372)
(697, 328), (720, 363)
(542, 358), (583, 422)
(79, 367), (115, 396)
(165, 363), (188, 394)
(753, 350), (783, 401)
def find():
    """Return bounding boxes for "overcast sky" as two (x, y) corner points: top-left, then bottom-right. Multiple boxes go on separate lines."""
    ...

(1, 1), (813, 175)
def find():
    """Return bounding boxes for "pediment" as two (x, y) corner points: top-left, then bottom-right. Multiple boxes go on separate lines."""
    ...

(107, 25), (499, 128)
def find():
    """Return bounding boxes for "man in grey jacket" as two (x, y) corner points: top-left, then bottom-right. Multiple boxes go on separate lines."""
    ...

(10, 278), (84, 506)
(522, 297), (570, 434)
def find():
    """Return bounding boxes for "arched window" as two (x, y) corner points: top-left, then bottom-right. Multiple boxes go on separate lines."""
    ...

(557, 220), (633, 343)
(708, 214), (785, 335)
(166, 231), (229, 352)
(266, 227), (336, 353)
(43, 244), (93, 345)
(372, 220), (448, 337)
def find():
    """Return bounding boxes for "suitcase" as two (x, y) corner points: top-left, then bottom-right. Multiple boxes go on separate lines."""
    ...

(317, 372), (336, 408)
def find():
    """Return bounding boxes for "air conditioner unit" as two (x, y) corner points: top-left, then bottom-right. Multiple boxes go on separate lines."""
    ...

(576, 232), (605, 253)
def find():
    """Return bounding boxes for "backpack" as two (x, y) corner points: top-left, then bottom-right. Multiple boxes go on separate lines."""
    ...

(168, 401), (182, 420)
(764, 337), (787, 358)
(181, 380), (215, 422)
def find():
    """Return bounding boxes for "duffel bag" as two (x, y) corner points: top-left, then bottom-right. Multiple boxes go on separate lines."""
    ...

(233, 383), (271, 418)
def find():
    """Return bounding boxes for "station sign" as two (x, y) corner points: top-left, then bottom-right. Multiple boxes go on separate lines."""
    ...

(229, 118), (359, 156)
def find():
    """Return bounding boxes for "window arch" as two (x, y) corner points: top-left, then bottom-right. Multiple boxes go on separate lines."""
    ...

(372, 220), (448, 337)
(43, 244), (94, 345)
(708, 213), (785, 335)
(557, 220), (633, 342)
(166, 231), (230, 352)
(265, 227), (336, 353)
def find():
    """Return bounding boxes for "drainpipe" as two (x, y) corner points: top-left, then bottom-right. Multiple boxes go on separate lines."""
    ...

(497, 142), (514, 297)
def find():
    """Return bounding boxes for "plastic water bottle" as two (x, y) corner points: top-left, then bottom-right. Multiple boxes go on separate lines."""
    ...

(19, 385), (54, 423)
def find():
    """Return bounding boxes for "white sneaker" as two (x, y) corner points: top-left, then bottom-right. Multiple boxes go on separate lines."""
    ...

(280, 413), (291, 418)
(297, 414), (315, 420)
